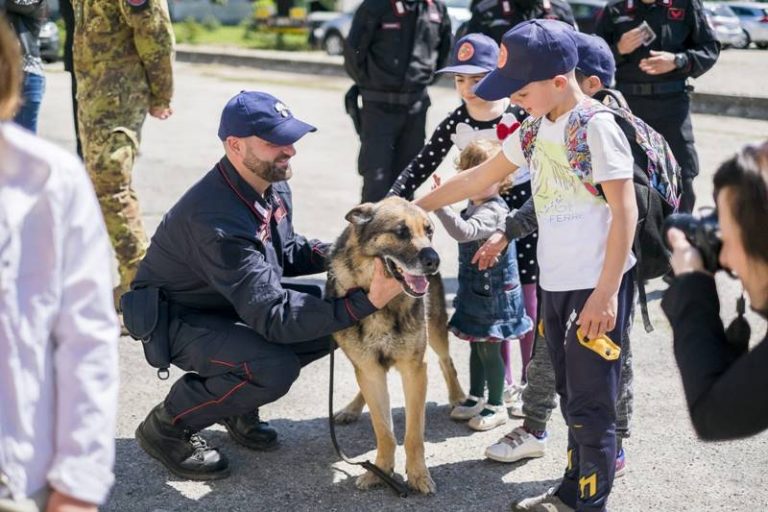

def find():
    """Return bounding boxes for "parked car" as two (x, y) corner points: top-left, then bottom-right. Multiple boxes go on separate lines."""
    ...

(168, 0), (255, 25)
(39, 19), (61, 62)
(727, 1), (768, 48)
(568, 0), (606, 34)
(311, 0), (471, 55)
(703, 2), (749, 48)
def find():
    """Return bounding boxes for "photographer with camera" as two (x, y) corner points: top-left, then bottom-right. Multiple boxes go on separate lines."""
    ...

(662, 140), (768, 441)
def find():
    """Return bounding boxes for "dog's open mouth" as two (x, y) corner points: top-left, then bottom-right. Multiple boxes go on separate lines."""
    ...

(384, 256), (429, 298)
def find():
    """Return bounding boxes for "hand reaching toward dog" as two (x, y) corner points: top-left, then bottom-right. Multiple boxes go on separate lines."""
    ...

(471, 230), (509, 270)
(367, 258), (403, 308)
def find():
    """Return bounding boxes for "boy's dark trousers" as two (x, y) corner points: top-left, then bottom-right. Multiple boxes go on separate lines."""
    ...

(542, 271), (635, 512)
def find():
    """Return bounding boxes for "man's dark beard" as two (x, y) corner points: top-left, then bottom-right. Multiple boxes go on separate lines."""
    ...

(243, 153), (293, 182)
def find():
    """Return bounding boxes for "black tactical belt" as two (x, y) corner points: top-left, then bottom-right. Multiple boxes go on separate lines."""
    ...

(618, 81), (687, 96)
(360, 88), (427, 106)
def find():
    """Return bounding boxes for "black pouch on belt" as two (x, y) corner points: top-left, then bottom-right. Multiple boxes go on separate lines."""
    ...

(344, 84), (362, 136)
(120, 287), (171, 380)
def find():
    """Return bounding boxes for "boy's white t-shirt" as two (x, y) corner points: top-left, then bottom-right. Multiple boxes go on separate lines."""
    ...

(503, 109), (636, 292)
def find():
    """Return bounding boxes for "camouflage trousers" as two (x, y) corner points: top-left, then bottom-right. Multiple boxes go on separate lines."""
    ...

(522, 317), (634, 440)
(78, 92), (149, 295)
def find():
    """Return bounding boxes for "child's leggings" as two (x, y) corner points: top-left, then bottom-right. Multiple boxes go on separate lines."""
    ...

(503, 283), (537, 386)
(469, 342), (505, 407)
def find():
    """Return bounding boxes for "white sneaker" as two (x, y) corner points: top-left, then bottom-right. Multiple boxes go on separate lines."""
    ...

(450, 395), (486, 421)
(485, 426), (547, 463)
(468, 404), (509, 431)
(503, 384), (525, 418)
(512, 486), (574, 511)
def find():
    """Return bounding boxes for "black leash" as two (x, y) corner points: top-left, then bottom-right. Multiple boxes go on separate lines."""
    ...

(328, 337), (410, 498)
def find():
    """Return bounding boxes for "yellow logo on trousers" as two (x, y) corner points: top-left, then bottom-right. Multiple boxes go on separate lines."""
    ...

(579, 473), (597, 499)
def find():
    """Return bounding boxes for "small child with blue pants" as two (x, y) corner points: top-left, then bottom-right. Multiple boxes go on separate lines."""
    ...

(432, 139), (533, 432)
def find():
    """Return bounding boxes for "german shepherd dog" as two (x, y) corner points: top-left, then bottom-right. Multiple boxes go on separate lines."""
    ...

(326, 197), (466, 494)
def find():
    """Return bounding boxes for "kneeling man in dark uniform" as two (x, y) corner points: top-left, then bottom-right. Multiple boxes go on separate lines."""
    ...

(131, 91), (401, 480)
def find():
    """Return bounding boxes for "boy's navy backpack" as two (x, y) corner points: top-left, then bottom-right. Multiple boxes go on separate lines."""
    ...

(519, 93), (682, 332)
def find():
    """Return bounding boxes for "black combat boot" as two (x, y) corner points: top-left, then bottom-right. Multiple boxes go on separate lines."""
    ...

(221, 409), (279, 451)
(136, 403), (230, 481)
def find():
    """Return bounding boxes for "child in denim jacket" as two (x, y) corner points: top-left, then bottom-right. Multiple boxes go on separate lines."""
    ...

(433, 139), (533, 431)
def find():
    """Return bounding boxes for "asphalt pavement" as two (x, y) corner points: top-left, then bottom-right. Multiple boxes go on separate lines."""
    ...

(37, 61), (768, 512)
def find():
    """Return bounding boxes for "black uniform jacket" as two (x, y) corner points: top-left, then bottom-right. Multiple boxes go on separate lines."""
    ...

(662, 272), (768, 441)
(3, 0), (46, 61)
(344, 0), (453, 93)
(133, 157), (377, 344)
(466, 0), (575, 43)
(596, 0), (719, 84)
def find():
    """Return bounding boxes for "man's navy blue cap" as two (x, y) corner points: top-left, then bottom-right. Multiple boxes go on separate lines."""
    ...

(437, 33), (499, 75)
(574, 32), (616, 87)
(474, 19), (579, 101)
(217, 91), (317, 145)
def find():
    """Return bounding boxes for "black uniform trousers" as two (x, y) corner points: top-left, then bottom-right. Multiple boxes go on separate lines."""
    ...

(624, 92), (699, 213)
(163, 284), (333, 432)
(359, 98), (429, 203)
(542, 271), (635, 512)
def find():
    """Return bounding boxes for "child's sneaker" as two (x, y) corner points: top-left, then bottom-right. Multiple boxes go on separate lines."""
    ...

(468, 404), (509, 431)
(503, 383), (525, 418)
(512, 486), (574, 511)
(485, 426), (547, 463)
(615, 448), (626, 478)
(450, 395), (485, 421)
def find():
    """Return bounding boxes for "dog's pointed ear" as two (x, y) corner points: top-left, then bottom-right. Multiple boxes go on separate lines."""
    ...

(345, 203), (375, 226)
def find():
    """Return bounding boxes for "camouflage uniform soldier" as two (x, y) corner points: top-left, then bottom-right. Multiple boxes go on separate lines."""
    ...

(73, 0), (174, 297)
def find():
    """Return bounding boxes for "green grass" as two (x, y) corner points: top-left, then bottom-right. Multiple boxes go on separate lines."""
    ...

(173, 21), (311, 51)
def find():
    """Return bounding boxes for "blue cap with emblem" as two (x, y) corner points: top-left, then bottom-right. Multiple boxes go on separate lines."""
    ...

(437, 33), (499, 75)
(218, 91), (317, 145)
(573, 32), (616, 87)
(473, 19), (578, 101)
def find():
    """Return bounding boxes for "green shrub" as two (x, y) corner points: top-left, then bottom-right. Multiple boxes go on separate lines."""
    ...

(201, 15), (221, 32)
(176, 17), (202, 44)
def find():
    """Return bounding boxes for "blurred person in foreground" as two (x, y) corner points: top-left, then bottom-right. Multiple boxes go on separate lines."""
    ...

(0, 17), (120, 512)
(663, 141), (768, 440)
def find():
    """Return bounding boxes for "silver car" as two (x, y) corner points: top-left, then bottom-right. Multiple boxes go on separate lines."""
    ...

(703, 2), (749, 48)
(312, 0), (471, 55)
(728, 1), (768, 48)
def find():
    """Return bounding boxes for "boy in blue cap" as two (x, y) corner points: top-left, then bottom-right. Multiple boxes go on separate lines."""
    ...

(481, 29), (635, 482)
(416, 20), (638, 512)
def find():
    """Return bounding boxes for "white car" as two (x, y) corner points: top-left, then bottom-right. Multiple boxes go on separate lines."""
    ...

(727, 2), (768, 48)
(703, 2), (749, 48)
(312, 0), (471, 55)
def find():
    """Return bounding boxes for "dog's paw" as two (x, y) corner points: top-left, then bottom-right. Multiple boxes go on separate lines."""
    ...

(407, 470), (436, 495)
(448, 394), (466, 408)
(333, 409), (361, 424)
(355, 470), (385, 490)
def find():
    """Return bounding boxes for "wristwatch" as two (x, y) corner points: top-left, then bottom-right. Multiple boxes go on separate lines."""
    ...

(673, 52), (689, 70)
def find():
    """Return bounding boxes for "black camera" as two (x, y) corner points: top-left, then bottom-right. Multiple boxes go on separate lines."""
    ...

(663, 210), (722, 274)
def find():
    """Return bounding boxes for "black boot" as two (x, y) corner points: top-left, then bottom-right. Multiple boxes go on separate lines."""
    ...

(136, 403), (230, 481)
(221, 409), (279, 451)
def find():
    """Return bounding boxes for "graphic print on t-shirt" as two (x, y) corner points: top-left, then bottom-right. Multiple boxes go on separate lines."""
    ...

(531, 139), (601, 226)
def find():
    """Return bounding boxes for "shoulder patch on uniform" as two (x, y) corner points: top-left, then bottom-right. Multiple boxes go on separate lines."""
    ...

(667, 7), (685, 20)
(125, 0), (150, 12)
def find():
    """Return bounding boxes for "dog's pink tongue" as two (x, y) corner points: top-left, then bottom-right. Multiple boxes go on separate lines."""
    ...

(403, 273), (429, 294)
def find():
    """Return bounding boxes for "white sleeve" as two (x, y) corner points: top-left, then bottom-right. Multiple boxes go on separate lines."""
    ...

(46, 159), (120, 505)
(501, 129), (527, 169)
(586, 113), (634, 184)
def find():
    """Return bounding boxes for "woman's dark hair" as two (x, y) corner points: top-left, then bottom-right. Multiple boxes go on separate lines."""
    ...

(0, 15), (22, 120)
(713, 141), (768, 264)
